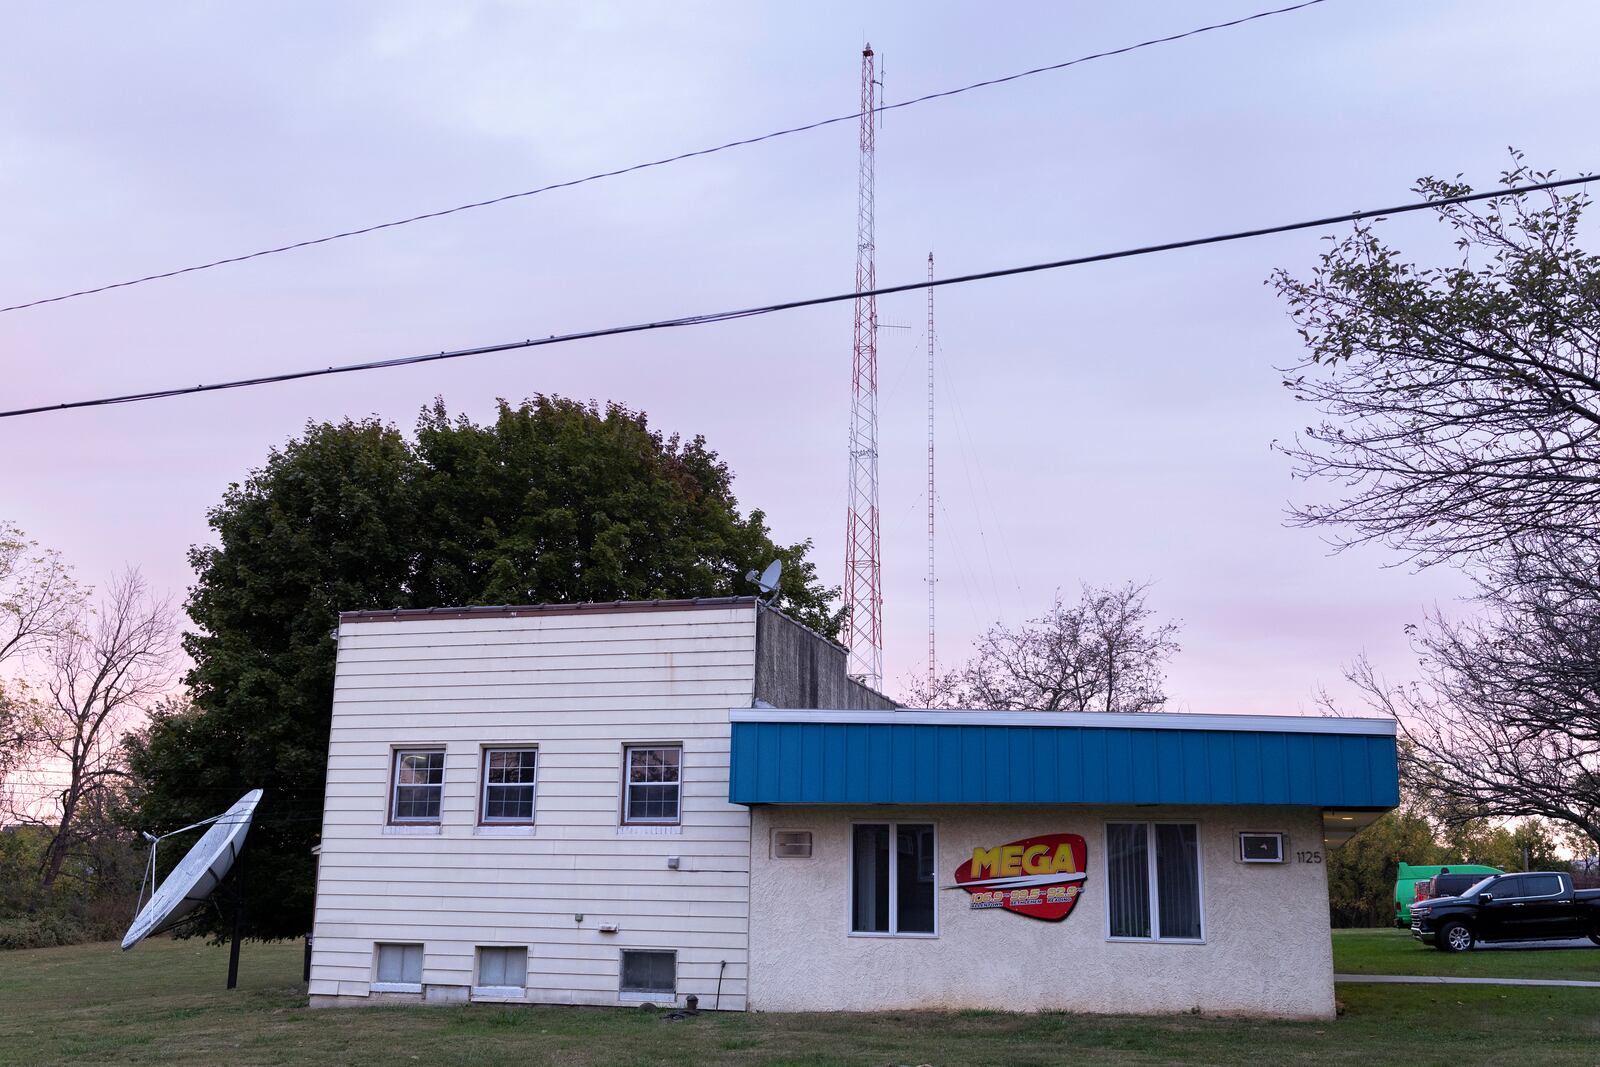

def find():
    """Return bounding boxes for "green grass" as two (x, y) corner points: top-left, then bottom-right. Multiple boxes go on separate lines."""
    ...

(1333, 927), (1600, 980)
(1, 938), (1598, 1066)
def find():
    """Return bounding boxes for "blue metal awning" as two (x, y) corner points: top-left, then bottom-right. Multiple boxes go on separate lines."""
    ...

(728, 710), (1398, 811)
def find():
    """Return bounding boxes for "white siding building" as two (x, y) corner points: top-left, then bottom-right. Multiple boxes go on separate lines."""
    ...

(308, 598), (887, 1009)
(308, 597), (1398, 1019)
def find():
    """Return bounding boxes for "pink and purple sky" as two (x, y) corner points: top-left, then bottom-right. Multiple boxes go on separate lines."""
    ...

(4, 1), (1596, 713)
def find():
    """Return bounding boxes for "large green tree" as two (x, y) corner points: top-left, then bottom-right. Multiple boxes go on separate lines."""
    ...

(126, 397), (838, 940)
(1326, 806), (1443, 928)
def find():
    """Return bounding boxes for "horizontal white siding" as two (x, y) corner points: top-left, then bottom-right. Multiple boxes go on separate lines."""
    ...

(309, 605), (756, 1009)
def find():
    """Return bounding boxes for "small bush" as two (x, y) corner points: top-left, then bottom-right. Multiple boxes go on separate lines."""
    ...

(0, 912), (93, 950)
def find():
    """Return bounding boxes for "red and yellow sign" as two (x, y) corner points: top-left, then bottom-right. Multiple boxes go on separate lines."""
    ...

(948, 833), (1088, 922)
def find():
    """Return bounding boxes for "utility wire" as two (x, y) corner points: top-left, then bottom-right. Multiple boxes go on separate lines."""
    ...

(3, 172), (1593, 421)
(0, 0), (1334, 316)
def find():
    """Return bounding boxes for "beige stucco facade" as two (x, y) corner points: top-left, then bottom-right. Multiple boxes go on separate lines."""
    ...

(748, 804), (1334, 1019)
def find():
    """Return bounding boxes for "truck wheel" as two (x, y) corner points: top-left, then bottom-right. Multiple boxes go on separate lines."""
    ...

(1589, 933), (1600, 947)
(1437, 922), (1474, 952)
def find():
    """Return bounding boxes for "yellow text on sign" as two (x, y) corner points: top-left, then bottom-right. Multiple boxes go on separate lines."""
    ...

(970, 843), (1079, 878)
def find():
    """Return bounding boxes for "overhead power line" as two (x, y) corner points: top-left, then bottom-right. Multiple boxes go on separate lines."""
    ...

(4, 172), (1593, 421)
(0, 0), (1334, 317)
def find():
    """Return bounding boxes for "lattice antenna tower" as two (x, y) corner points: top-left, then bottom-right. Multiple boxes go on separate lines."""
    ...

(843, 44), (883, 689)
(925, 251), (936, 694)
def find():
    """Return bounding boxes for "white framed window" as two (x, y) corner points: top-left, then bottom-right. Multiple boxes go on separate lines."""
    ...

(1106, 822), (1204, 943)
(480, 748), (538, 824)
(373, 942), (423, 991)
(390, 749), (445, 824)
(476, 946), (528, 992)
(622, 745), (682, 825)
(619, 949), (676, 996)
(850, 822), (937, 937)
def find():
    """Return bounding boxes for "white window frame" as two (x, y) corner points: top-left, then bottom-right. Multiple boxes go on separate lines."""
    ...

(473, 945), (528, 999)
(618, 948), (678, 1001)
(371, 941), (424, 992)
(621, 744), (683, 826)
(479, 746), (539, 825)
(847, 820), (939, 939)
(1237, 831), (1285, 864)
(388, 748), (445, 825)
(1104, 821), (1206, 945)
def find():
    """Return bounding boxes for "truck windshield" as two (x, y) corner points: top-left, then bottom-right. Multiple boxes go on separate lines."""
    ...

(1461, 876), (1497, 898)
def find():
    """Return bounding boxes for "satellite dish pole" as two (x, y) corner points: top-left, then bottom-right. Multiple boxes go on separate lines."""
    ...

(227, 846), (248, 990)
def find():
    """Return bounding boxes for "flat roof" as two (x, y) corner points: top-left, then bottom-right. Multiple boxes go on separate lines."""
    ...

(340, 596), (757, 623)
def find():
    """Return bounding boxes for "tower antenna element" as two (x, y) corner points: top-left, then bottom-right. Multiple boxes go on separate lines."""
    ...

(843, 44), (884, 689)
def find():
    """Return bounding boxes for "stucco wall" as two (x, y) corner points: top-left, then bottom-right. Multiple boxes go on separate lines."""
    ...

(748, 805), (1333, 1019)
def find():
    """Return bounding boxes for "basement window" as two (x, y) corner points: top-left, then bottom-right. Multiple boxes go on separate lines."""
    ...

(476, 946), (527, 994)
(620, 949), (677, 997)
(373, 943), (423, 991)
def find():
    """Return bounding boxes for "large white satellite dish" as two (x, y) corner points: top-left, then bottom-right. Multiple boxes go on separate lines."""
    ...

(122, 788), (263, 951)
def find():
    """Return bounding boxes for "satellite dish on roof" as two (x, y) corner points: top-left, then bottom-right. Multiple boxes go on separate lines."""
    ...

(122, 789), (263, 951)
(745, 559), (783, 604)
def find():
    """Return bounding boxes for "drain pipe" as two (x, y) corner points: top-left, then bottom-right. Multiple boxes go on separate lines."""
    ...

(714, 959), (727, 1010)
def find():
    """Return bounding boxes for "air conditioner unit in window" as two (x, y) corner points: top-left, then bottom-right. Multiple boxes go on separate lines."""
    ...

(772, 829), (813, 859)
(1238, 831), (1285, 864)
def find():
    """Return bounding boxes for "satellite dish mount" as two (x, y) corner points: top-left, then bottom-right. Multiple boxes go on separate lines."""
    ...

(745, 559), (783, 606)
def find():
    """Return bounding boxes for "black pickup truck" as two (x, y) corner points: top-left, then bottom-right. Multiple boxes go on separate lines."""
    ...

(1410, 871), (1600, 951)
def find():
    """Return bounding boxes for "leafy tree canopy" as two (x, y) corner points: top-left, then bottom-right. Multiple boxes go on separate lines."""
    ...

(126, 396), (838, 940)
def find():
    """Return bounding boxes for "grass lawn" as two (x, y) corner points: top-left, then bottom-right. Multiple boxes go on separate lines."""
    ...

(1333, 927), (1600, 980)
(1, 939), (1598, 1067)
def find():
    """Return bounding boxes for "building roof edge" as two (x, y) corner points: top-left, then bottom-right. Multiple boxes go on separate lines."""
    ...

(729, 707), (1397, 737)
(340, 596), (758, 623)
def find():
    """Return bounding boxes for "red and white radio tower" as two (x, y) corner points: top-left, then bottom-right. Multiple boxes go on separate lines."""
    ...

(843, 44), (883, 689)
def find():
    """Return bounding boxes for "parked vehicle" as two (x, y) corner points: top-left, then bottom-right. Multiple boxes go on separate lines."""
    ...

(1416, 871), (1493, 906)
(1410, 871), (1600, 951)
(1394, 862), (1502, 928)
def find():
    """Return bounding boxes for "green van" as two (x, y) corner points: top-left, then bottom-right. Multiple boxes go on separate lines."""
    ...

(1394, 862), (1503, 927)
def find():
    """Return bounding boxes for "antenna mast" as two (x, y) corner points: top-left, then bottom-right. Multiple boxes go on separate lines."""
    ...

(843, 44), (883, 690)
(925, 251), (936, 694)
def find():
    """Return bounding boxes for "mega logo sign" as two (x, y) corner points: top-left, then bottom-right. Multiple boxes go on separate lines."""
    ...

(946, 833), (1088, 922)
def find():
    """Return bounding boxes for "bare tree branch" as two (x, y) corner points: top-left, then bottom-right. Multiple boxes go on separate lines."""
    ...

(1275, 158), (1600, 850)
(4, 569), (176, 888)
(0, 521), (86, 788)
(903, 582), (1181, 713)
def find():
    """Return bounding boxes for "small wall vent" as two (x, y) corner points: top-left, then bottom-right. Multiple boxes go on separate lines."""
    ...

(772, 829), (814, 859)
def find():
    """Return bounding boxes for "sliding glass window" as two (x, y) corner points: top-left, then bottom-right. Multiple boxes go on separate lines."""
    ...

(851, 823), (936, 936)
(1106, 822), (1203, 942)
